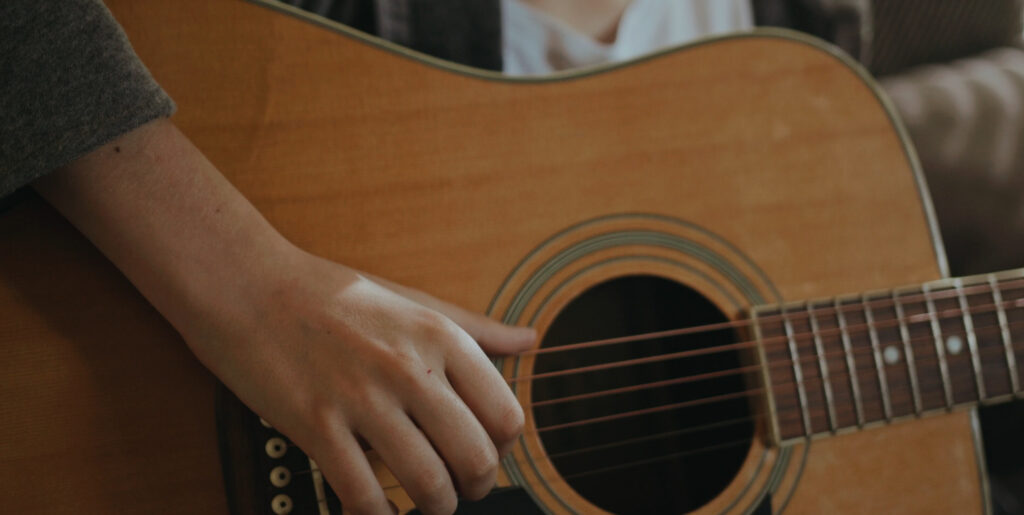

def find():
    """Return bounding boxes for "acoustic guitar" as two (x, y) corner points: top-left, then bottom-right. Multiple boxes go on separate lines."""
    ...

(1, 0), (1018, 513)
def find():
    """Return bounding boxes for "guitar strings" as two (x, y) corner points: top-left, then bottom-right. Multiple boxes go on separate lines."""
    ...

(524, 366), (987, 440)
(531, 363), (994, 457)
(510, 339), (755, 384)
(524, 330), (1019, 433)
(526, 331), (962, 409)
(513, 291), (1024, 384)
(559, 438), (756, 481)
(520, 320), (1019, 410)
(529, 364), (764, 408)
(555, 370), (987, 482)
(516, 276), (1024, 359)
(517, 368), (993, 477)
(542, 415), (756, 460)
(507, 294), (1024, 385)
(534, 388), (761, 433)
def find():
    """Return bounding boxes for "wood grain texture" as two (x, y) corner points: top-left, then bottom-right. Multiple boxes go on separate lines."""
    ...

(0, 0), (984, 513)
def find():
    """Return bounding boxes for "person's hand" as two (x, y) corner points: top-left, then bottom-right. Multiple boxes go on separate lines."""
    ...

(35, 118), (535, 515)
(184, 251), (535, 515)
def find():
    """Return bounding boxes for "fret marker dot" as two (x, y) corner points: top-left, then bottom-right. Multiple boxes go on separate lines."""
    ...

(946, 335), (964, 355)
(883, 345), (901, 365)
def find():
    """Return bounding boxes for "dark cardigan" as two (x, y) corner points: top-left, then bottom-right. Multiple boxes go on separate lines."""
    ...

(281, 0), (1023, 75)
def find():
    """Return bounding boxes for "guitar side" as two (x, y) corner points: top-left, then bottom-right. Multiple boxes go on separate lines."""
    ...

(0, 0), (985, 513)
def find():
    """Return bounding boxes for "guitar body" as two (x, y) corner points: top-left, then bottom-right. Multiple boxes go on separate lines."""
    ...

(0, 0), (987, 513)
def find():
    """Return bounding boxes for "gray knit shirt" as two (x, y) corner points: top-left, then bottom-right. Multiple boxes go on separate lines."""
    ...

(0, 0), (175, 198)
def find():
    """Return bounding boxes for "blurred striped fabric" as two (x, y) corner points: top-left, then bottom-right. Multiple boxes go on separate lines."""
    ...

(871, 2), (1024, 279)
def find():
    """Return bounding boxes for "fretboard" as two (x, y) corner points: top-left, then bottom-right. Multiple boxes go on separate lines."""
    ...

(754, 269), (1024, 443)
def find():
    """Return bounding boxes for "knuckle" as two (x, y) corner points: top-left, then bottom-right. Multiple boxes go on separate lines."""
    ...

(492, 401), (525, 443)
(459, 446), (498, 500)
(307, 402), (337, 438)
(383, 347), (431, 391)
(343, 490), (383, 515)
(352, 390), (393, 427)
(383, 345), (420, 373)
(412, 472), (456, 515)
(293, 393), (346, 445)
(467, 445), (499, 482)
(416, 309), (461, 343)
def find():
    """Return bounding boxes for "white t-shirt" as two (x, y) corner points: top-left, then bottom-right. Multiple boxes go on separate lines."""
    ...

(501, 0), (754, 76)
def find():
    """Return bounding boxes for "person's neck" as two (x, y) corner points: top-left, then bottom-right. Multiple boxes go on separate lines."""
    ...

(520, 0), (634, 43)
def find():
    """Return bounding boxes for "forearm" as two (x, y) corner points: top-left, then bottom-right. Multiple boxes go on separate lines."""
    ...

(34, 118), (295, 342)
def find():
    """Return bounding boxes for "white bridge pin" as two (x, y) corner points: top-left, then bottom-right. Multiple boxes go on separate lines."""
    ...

(265, 437), (287, 459)
(271, 494), (293, 515)
(270, 466), (291, 488)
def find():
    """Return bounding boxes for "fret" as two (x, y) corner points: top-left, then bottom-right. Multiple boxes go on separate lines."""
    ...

(954, 279), (987, 399)
(781, 307), (812, 436)
(869, 292), (917, 418)
(789, 304), (830, 434)
(994, 272), (1024, 398)
(891, 290), (922, 415)
(897, 290), (948, 412)
(922, 283), (955, 409)
(810, 300), (858, 429)
(842, 300), (886, 423)
(756, 307), (804, 441)
(862, 294), (893, 421)
(928, 283), (981, 404)
(960, 276), (1015, 399)
(807, 303), (837, 432)
(835, 297), (865, 427)
(990, 274), (1021, 396)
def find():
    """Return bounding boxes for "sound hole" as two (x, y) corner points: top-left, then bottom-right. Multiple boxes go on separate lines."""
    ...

(533, 275), (753, 514)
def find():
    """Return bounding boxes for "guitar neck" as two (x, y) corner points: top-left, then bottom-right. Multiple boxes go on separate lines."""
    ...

(755, 268), (1024, 443)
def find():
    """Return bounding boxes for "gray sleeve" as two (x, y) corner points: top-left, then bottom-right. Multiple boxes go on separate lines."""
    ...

(0, 0), (176, 198)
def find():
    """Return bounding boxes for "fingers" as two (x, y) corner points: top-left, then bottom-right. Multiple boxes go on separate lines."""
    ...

(444, 333), (525, 459)
(456, 314), (536, 355)
(297, 272), (528, 513)
(314, 430), (392, 515)
(406, 376), (499, 501)
(360, 413), (458, 515)
(363, 272), (536, 355)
